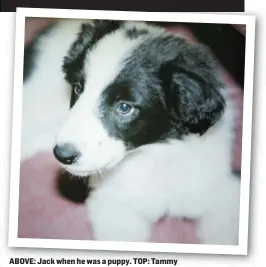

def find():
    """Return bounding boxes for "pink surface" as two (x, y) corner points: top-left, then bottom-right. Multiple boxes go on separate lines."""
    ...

(18, 25), (244, 243)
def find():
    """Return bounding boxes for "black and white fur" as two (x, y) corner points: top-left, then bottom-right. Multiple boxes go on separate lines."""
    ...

(21, 19), (240, 245)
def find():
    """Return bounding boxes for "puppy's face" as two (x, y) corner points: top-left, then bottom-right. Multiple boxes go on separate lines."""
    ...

(53, 20), (225, 176)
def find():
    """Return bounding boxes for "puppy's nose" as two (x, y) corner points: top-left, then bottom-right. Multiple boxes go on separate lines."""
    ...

(53, 143), (80, 165)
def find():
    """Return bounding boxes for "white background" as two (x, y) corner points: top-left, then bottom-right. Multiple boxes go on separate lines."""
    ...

(0, 0), (266, 265)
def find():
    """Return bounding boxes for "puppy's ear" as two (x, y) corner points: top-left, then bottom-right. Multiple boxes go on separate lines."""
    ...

(159, 43), (226, 136)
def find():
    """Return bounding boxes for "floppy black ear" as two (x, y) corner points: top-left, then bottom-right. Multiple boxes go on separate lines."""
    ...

(159, 43), (226, 137)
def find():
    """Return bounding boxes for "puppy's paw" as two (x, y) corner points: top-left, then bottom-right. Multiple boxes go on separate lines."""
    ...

(86, 198), (151, 242)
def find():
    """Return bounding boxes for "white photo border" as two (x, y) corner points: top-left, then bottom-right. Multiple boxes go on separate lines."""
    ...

(8, 7), (256, 256)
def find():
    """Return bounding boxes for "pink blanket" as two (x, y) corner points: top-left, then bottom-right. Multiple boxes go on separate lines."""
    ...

(18, 22), (243, 243)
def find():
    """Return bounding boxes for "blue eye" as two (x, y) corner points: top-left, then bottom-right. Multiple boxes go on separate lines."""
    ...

(117, 102), (133, 115)
(74, 85), (83, 96)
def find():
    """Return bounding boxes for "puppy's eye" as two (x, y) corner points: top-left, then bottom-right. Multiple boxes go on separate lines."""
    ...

(74, 85), (83, 96)
(117, 102), (134, 115)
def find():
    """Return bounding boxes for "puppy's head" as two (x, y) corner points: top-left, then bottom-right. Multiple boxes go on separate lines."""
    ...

(53, 20), (225, 176)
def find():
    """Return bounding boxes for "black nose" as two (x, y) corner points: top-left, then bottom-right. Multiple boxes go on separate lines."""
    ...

(53, 143), (80, 165)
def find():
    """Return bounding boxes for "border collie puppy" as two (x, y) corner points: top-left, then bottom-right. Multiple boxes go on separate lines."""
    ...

(22, 19), (240, 245)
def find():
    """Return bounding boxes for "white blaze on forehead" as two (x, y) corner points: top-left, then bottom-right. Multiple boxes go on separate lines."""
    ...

(82, 29), (144, 102)
(55, 28), (145, 172)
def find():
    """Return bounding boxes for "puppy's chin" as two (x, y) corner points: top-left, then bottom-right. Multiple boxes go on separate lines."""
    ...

(66, 170), (92, 177)
(62, 166), (99, 177)
(58, 152), (128, 178)
(62, 168), (105, 189)
(62, 165), (107, 178)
